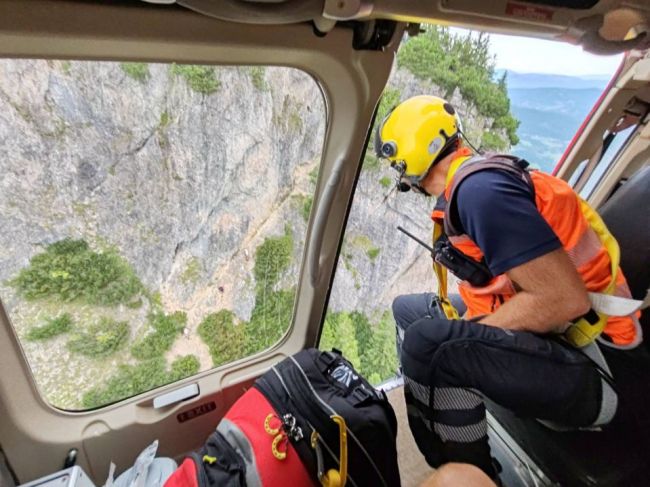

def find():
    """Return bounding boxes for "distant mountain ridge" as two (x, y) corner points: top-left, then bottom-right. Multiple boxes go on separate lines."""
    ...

(500, 71), (611, 171)
(496, 69), (611, 90)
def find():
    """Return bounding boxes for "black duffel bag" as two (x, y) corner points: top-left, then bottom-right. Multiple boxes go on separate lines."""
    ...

(255, 348), (401, 487)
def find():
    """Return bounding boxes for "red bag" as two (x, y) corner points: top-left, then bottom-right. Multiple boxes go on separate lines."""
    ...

(164, 388), (313, 487)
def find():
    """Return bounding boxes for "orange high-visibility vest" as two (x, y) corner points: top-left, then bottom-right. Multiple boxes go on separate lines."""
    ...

(431, 152), (641, 348)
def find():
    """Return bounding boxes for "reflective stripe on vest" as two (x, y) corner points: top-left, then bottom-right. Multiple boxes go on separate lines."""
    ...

(431, 154), (642, 348)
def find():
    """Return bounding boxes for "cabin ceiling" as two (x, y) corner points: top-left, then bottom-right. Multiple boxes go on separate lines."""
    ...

(159, 0), (650, 54)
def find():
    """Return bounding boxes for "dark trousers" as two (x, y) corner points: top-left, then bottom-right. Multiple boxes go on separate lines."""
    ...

(393, 292), (606, 477)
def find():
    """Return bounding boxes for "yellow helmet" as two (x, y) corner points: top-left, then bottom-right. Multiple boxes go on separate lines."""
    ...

(375, 95), (461, 182)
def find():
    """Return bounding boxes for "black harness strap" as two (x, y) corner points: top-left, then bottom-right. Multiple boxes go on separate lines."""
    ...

(443, 154), (534, 237)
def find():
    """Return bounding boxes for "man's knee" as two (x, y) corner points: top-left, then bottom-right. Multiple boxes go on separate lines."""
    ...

(392, 293), (436, 328)
(401, 317), (456, 380)
(403, 317), (456, 353)
(392, 294), (410, 325)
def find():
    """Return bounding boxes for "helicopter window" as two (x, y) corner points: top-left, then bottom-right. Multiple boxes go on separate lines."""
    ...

(0, 59), (326, 410)
(580, 124), (638, 198)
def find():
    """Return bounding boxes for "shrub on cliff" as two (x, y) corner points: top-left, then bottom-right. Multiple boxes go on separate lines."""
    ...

(11, 239), (143, 306)
(198, 310), (247, 367)
(171, 64), (220, 95)
(26, 313), (73, 341)
(67, 317), (129, 357)
(120, 62), (149, 82)
(131, 311), (187, 360)
(169, 354), (200, 381)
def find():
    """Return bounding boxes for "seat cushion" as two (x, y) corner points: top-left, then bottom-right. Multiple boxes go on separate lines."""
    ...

(599, 166), (650, 345)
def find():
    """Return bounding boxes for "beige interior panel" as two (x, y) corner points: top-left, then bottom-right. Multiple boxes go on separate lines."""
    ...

(346, 0), (650, 53)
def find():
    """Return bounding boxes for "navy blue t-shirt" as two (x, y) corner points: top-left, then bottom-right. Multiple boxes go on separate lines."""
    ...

(454, 169), (562, 276)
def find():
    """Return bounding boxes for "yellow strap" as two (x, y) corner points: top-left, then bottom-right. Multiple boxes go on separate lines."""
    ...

(332, 415), (347, 487)
(445, 155), (471, 186)
(564, 198), (622, 347)
(432, 223), (460, 320)
(432, 154), (472, 320)
(202, 455), (217, 465)
(317, 415), (347, 487)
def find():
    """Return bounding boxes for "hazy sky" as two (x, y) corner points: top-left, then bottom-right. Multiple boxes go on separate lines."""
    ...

(452, 28), (623, 76)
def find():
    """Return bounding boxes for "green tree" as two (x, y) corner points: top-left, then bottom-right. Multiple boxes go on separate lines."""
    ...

(321, 310), (399, 385)
(398, 26), (519, 146)
(364, 88), (402, 170)
(254, 227), (293, 293)
(481, 132), (508, 151)
(82, 354), (199, 409)
(67, 318), (129, 358)
(321, 312), (362, 369)
(246, 288), (295, 354)
(360, 312), (398, 383)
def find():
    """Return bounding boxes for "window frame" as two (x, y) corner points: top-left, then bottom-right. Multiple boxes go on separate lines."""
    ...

(0, 60), (330, 412)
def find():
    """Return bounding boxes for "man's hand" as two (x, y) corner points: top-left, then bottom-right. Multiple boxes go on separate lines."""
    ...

(479, 247), (591, 334)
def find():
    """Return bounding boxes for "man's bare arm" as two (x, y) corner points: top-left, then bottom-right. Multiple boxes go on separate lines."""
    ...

(479, 248), (591, 334)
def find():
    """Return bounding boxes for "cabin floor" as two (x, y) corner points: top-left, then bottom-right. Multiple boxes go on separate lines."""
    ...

(387, 386), (434, 486)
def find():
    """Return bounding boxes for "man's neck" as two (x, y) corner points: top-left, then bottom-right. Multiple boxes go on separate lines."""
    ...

(421, 151), (459, 196)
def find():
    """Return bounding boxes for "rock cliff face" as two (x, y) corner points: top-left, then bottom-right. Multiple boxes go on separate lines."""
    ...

(0, 61), (323, 320)
(0, 59), (503, 408)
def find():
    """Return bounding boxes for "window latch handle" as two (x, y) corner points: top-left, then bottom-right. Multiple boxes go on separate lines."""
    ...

(153, 383), (199, 409)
